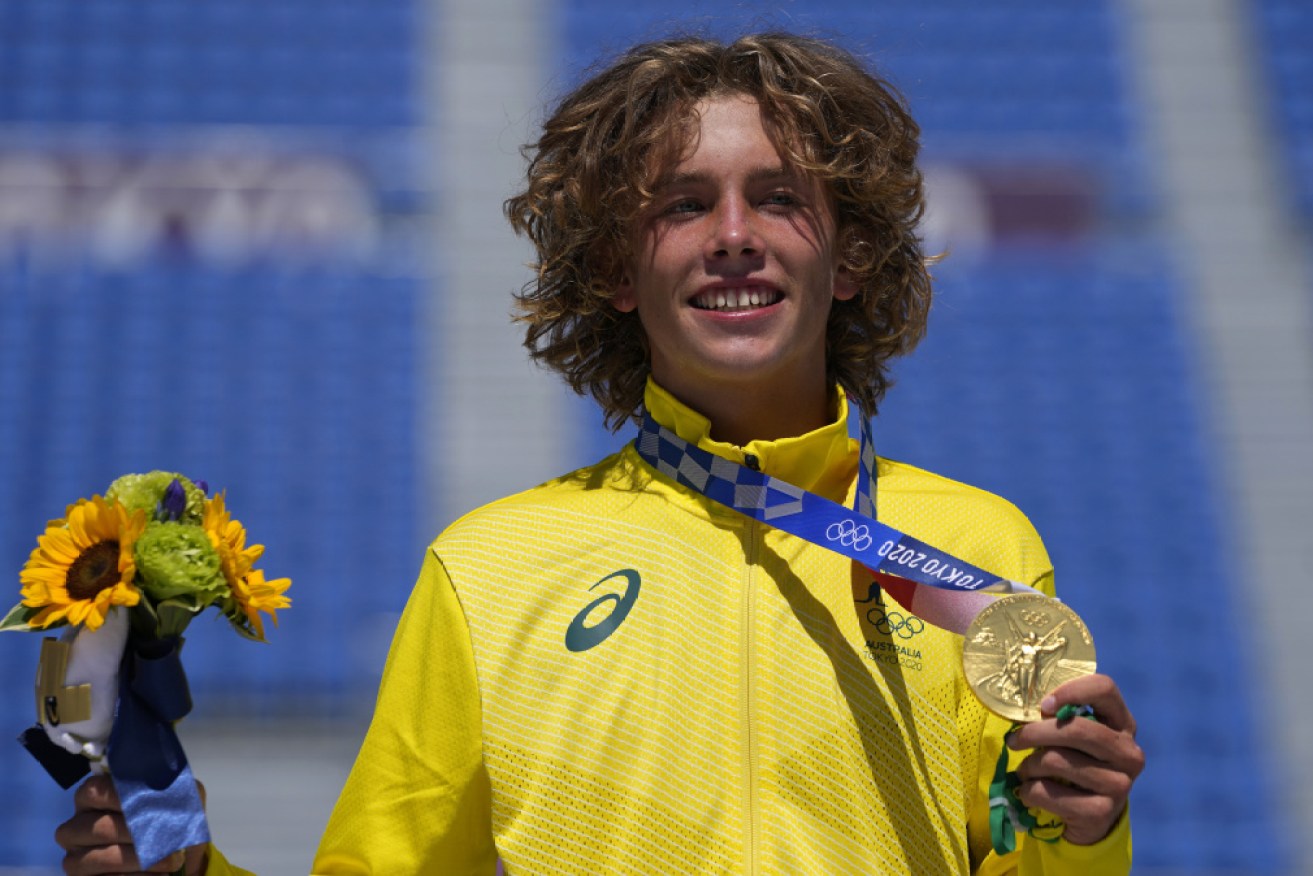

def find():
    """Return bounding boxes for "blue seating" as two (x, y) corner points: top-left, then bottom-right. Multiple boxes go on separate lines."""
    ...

(1255, 0), (1313, 217)
(0, 0), (418, 128)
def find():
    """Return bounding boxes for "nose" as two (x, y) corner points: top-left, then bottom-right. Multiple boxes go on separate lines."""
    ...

(706, 197), (761, 259)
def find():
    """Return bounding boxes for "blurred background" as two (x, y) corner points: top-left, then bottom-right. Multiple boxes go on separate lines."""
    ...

(1, 0), (1310, 873)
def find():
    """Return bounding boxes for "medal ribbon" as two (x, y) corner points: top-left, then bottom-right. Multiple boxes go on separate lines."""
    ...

(635, 411), (1039, 635)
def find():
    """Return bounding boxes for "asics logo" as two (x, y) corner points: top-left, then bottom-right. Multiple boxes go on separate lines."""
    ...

(826, 519), (873, 551)
(565, 569), (641, 652)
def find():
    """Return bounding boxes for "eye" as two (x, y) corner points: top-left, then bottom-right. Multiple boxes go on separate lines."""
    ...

(664, 198), (704, 216)
(762, 191), (800, 209)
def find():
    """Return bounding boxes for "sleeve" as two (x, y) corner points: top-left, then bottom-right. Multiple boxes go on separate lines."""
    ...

(964, 544), (1133, 876)
(310, 547), (497, 875)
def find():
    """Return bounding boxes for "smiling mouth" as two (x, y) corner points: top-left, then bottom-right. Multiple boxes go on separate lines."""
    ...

(690, 285), (784, 312)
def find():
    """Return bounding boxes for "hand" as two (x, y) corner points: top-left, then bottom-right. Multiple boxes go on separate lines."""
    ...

(1005, 673), (1145, 845)
(55, 775), (209, 875)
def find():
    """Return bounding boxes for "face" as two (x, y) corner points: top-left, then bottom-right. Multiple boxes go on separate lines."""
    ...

(612, 93), (855, 415)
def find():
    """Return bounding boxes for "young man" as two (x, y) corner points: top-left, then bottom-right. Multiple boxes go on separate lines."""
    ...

(57, 33), (1142, 875)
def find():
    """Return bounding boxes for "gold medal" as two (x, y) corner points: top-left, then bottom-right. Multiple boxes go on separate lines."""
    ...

(962, 594), (1096, 722)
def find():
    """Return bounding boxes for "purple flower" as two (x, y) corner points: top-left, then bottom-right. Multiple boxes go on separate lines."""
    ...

(157, 479), (187, 522)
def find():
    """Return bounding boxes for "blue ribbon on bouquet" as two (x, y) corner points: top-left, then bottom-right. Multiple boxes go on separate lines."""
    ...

(107, 636), (210, 869)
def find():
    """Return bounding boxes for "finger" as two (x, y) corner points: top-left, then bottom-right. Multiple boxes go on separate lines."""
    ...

(55, 809), (133, 851)
(61, 843), (136, 876)
(1014, 778), (1127, 845)
(1043, 674), (1135, 735)
(1016, 746), (1137, 799)
(1009, 716), (1145, 780)
(63, 846), (185, 876)
(73, 776), (122, 813)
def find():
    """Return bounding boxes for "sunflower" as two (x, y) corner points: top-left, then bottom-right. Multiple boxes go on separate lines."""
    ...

(229, 568), (292, 640)
(20, 496), (147, 631)
(203, 493), (291, 639)
(202, 492), (263, 582)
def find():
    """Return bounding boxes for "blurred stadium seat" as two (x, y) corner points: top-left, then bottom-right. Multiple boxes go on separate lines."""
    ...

(1255, 0), (1313, 219)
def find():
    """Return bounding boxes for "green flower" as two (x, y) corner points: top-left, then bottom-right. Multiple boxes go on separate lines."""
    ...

(107, 472), (206, 525)
(133, 522), (225, 605)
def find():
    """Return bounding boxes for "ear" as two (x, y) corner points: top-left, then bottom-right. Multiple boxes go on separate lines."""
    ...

(612, 276), (638, 313)
(833, 266), (858, 302)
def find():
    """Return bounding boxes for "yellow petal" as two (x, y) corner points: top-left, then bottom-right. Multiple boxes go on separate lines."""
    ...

(21, 566), (65, 588)
(80, 605), (106, 631)
(30, 604), (70, 628)
(21, 588), (52, 606)
(40, 529), (81, 562)
(65, 601), (92, 626)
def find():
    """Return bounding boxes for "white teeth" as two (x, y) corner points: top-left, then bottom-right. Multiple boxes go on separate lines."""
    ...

(692, 286), (780, 312)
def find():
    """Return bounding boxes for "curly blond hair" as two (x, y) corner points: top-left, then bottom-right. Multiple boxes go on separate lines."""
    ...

(505, 32), (932, 430)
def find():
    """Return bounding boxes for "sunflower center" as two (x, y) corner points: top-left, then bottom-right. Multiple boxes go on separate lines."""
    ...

(65, 541), (122, 600)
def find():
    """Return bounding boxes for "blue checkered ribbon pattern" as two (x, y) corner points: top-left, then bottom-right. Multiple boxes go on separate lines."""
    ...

(636, 412), (1012, 594)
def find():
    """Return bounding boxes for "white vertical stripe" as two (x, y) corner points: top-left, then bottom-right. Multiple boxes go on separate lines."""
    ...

(429, 0), (574, 528)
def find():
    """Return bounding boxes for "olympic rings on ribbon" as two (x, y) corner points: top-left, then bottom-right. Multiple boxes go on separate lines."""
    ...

(825, 518), (873, 551)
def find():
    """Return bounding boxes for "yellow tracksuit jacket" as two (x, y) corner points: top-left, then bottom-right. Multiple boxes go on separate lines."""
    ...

(209, 382), (1131, 874)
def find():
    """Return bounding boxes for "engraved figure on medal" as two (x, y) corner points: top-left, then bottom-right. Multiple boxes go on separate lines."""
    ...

(963, 594), (1097, 722)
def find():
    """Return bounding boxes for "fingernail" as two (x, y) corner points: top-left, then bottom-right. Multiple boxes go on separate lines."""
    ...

(1040, 695), (1056, 714)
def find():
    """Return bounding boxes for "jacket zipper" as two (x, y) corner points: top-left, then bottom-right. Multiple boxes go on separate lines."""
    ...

(740, 515), (760, 876)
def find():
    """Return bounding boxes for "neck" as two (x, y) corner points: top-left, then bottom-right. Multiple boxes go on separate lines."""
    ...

(658, 375), (834, 446)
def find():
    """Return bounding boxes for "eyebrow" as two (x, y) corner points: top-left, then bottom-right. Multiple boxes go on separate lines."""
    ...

(657, 165), (800, 190)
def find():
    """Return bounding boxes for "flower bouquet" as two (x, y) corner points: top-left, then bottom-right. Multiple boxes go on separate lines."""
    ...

(3, 471), (290, 869)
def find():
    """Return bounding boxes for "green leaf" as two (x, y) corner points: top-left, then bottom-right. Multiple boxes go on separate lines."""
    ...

(224, 613), (267, 643)
(0, 602), (45, 632)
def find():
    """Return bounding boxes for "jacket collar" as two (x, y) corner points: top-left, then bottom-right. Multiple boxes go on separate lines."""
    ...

(642, 379), (859, 506)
